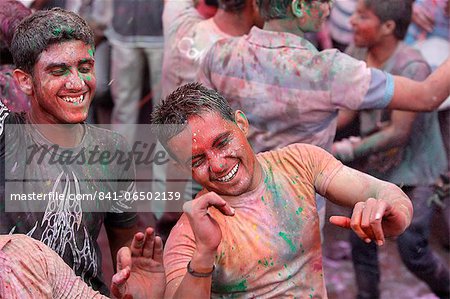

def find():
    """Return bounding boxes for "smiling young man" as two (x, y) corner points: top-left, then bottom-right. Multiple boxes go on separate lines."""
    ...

(0, 8), (140, 296)
(152, 82), (413, 298)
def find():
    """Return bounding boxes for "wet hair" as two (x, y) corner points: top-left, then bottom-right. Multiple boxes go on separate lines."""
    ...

(151, 82), (235, 149)
(0, 0), (31, 50)
(256, 0), (318, 21)
(218, 0), (247, 12)
(11, 7), (95, 74)
(364, 0), (413, 40)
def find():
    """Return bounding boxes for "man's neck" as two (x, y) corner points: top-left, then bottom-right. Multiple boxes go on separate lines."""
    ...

(263, 18), (305, 37)
(367, 38), (400, 68)
(213, 9), (254, 36)
(27, 112), (84, 147)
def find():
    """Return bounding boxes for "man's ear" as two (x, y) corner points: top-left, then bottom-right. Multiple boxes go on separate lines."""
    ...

(291, 0), (304, 18)
(381, 20), (395, 36)
(234, 110), (249, 136)
(13, 69), (33, 96)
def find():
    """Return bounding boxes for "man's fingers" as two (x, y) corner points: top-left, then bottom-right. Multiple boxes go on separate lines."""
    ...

(153, 235), (164, 263)
(111, 266), (130, 298)
(142, 227), (155, 258)
(184, 192), (235, 216)
(350, 202), (371, 243)
(116, 247), (132, 272)
(329, 216), (351, 228)
(130, 231), (145, 257)
(370, 200), (388, 246)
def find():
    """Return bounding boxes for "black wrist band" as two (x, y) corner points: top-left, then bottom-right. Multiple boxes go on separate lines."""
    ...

(187, 260), (215, 277)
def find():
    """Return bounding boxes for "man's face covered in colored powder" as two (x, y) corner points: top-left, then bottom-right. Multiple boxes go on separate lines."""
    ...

(168, 111), (261, 196)
(28, 40), (96, 124)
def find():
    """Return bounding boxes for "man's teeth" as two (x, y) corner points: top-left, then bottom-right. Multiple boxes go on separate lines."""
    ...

(62, 95), (84, 104)
(217, 163), (239, 182)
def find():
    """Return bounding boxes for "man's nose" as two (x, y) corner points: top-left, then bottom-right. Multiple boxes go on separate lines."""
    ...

(208, 155), (227, 173)
(65, 71), (85, 90)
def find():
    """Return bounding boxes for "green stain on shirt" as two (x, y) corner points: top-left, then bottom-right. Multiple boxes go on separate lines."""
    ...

(295, 207), (303, 215)
(279, 231), (297, 253)
(217, 279), (248, 293)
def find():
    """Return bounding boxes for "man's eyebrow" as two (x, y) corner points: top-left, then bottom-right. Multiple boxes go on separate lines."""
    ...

(79, 58), (95, 65)
(44, 63), (68, 71)
(184, 131), (232, 165)
(212, 132), (232, 147)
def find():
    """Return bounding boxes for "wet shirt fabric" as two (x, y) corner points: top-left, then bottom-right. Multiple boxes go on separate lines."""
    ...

(164, 144), (343, 298)
(198, 26), (394, 153)
(346, 43), (447, 185)
(0, 234), (106, 298)
(0, 102), (137, 295)
(161, 0), (231, 98)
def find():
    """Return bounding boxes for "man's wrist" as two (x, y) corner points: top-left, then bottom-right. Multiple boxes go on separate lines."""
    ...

(190, 249), (216, 273)
(187, 260), (215, 277)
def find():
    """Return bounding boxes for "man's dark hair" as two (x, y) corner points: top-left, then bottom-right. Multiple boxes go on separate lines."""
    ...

(364, 0), (413, 40)
(151, 82), (235, 149)
(219, 0), (247, 12)
(11, 7), (95, 74)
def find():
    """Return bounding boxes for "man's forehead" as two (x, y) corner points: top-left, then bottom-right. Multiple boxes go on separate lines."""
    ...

(38, 41), (94, 63)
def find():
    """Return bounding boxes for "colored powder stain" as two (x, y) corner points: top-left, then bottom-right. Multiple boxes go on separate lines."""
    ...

(284, 264), (288, 268)
(252, 224), (257, 230)
(279, 231), (297, 253)
(258, 258), (269, 267)
(264, 164), (283, 205)
(88, 48), (94, 57)
(291, 179), (296, 185)
(86, 75), (92, 81)
(217, 279), (247, 293)
(52, 28), (62, 36)
(295, 207), (303, 215)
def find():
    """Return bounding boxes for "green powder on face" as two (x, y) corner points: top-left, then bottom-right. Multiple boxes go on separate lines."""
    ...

(88, 48), (95, 58)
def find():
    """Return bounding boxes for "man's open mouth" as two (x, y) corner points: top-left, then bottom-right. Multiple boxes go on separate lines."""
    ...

(62, 94), (85, 104)
(217, 163), (239, 182)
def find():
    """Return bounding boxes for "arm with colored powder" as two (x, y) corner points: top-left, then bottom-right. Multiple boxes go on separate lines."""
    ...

(164, 192), (235, 299)
(332, 110), (416, 165)
(388, 57), (450, 111)
(318, 158), (412, 246)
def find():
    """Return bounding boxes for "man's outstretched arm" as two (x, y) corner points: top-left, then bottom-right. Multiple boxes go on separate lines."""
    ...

(323, 165), (413, 246)
(389, 58), (450, 111)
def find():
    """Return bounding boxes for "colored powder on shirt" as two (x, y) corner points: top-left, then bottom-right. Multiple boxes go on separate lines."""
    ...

(279, 231), (297, 253)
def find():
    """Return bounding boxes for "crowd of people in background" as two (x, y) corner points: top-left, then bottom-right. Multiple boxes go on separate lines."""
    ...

(0, 0), (449, 298)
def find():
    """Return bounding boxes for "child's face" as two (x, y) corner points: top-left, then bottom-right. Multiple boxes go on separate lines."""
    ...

(350, 0), (383, 47)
